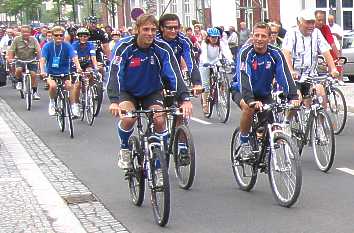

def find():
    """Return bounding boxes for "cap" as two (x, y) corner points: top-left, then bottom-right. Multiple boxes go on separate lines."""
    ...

(297, 9), (316, 21)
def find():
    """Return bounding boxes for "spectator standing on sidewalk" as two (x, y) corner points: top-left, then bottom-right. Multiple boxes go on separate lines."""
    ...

(238, 22), (250, 47)
(328, 14), (344, 51)
(228, 26), (239, 58)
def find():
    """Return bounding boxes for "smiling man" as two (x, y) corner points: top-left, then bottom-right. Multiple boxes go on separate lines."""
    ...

(107, 14), (192, 170)
(231, 22), (299, 159)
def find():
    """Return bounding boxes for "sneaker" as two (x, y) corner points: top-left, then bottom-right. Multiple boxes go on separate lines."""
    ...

(48, 102), (56, 116)
(117, 149), (132, 169)
(155, 168), (164, 187)
(71, 103), (80, 118)
(33, 92), (40, 100)
(239, 142), (254, 161)
(16, 81), (22, 90)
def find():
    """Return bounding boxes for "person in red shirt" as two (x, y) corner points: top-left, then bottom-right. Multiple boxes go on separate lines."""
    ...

(315, 10), (339, 60)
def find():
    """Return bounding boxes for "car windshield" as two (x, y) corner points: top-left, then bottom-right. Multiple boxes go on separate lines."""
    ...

(343, 36), (354, 49)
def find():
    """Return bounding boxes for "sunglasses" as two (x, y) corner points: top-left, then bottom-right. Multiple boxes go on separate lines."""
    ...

(54, 34), (64, 37)
(164, 25), (180, 31)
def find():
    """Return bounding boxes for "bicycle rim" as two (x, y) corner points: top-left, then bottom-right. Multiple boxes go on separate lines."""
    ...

(311, 110), (335, 172)
(150, 147), (170, 226)
(216, 75), (230, 123)
(268, 133), (302, 207)
(328, 87), (347, 135)
(128, 136), (145, 206)
(79, 90), (85, 121)
(230, 128), (257, 191)
(66, 97), (74, 138)
(25, 76), (32, 111)
(173, 125), (196, 190)
(86, 87), (95, 126)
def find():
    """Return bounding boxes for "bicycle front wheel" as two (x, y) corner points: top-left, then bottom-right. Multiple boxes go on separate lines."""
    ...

(56, 96), (65, 132)
(150, 147), (170, 226)
(24, 75), (32, 111)
(93, 75), (103, 117)
(327, 87), (347, 135)
(215, 72), (231, 123)
(311, 110), (335, 172)
(173, 124), (196, 190)
(268, 132), (302, 207)
(128, 136), (145, 206)
(230, 128), (257, 191)
(85, 87), (96, 126)
(65, 97), (74, 138)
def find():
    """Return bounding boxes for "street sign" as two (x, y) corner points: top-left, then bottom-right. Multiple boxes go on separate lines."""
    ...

(131, 8), (144, 21)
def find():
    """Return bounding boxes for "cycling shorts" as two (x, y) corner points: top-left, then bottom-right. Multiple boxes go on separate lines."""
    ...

(119, 91), (164, 109)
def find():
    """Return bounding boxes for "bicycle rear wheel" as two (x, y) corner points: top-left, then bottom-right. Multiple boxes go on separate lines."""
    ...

(230, 128), (257, 191)
(311, 110), (335, 172)
(173, 124), (196, 190)
(215, 72), (231, 123)
(268, 132), (302, 207)
(24, 75), (32, 111)
(65, 97), (74, 138)
(128, 136), (145, 206)
(327, 87), (347, 135)
(150, 147), (170, 226)
(85, 87), (96, 126)
(56, 96), (65, 132)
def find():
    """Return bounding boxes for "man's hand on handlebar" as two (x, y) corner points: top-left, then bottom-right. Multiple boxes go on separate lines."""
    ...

(248, 101), (263, 111)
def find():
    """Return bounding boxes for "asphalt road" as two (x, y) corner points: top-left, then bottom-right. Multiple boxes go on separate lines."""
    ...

(1, 83), (354, 233)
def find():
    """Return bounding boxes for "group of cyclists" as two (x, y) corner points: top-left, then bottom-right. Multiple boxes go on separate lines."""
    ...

(0, 8), (347, 226)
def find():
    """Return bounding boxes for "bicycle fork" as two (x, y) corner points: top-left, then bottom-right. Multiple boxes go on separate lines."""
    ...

(268, 124), (292, 172)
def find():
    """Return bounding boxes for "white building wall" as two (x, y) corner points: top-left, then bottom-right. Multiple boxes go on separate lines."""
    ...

(280, 0), (302, 30)
(210, 0), (237, 28)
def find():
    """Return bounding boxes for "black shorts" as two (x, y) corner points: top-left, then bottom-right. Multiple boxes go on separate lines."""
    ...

(232, 90), (273, 108)
(119, 91), (164, 109)
(296, 82), (311, 97)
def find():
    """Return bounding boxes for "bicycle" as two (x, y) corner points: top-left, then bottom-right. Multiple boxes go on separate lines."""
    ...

(164, 90), (196, 190)
(123, 108), (170, 226)
(47, 73), (77, 138)
(230, 102), (302, 207)
(92, 71), (103, 117)
(15, 59), (39, 111)
(79, 71), (96, 126)
(202, 61), (231, 123)
(290, 76), (335, 172)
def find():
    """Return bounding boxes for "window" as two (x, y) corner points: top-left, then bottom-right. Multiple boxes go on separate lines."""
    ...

(170, 0), (177, 13)
(316, 0), (327, 8)
(343, 11), (352, 30)
(185, 15), (191, 27)
(342, 0), (353, 8)
(184, 0), (190, 14)
(159, 0), (165, 15)
(329, 0), (336, 7)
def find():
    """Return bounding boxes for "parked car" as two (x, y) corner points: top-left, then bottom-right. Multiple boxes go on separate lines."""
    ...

(342, 31), (354, 79)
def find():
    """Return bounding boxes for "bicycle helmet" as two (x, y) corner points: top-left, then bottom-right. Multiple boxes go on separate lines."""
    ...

(207, 27), (221, 37)
(77, 27), (90, 36)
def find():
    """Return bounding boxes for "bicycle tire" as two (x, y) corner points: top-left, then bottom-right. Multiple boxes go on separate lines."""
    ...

(79, 88), (85, 121)
(24, 75), (32, 111)
(128, 136), (145, 206)
(173, 124), (196, 190)
(311, 110), (335, 172)
(93, 75), (103, 117)
(65, 97), (74, 138)
(86, 87), (95, 126)
(150, 147), (170, 226)
(215, 72), (231, 123)
(268, 132), (302, 207)
(328, 87), (347, 135)
(230, 128), (257, 191)
(56, 96), (65, 132)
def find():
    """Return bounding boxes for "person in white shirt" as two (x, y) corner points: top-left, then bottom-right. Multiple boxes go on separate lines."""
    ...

(328, 14), (344, 51)
(199, 27), (233, 113)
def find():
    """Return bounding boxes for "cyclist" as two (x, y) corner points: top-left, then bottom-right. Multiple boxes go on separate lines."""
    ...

(87, 16), (111, 63)
(231, 22), (299, 157)
(72, 28), (98, 72)
(7, 25), (41, 100)
(40, 26), (82, 117)
(199, 27), (233, 114)
(282, 9), (339, 109)
(108, 14), (192, 170)
(157, 14), (203, 94)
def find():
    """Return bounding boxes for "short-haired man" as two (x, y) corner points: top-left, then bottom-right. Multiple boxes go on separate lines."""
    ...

(40, 26), (82, 117)
(108, 14), (192, 169)
(232, 22), (299, 157)
(7, 25), (41, 99)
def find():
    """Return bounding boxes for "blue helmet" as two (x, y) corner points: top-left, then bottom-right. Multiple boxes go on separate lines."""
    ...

(207, 27), (221, 37)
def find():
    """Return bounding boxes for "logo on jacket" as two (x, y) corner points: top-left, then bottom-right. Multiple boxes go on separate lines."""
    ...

(129, 57), (141, 68)
(252, 60), (258, 70)
(265, 61), (271, 69)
